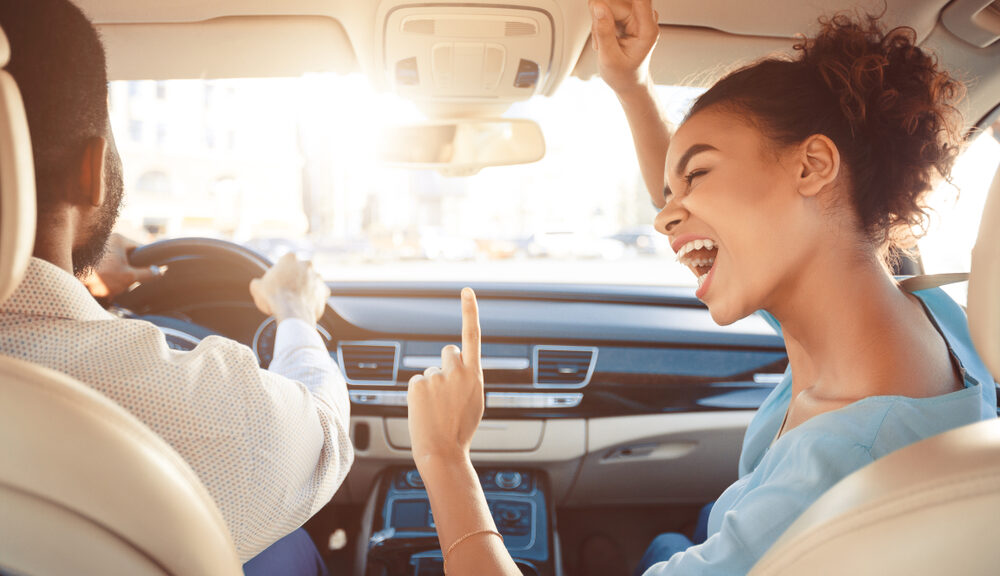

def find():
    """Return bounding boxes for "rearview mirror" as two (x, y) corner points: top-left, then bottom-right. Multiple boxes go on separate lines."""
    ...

(380, 119), (545, 177)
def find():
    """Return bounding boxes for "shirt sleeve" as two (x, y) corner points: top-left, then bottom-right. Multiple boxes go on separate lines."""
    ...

(268, 317), (351, 422)
(643, 432), (874, 575)
(172, 319), (353, 562)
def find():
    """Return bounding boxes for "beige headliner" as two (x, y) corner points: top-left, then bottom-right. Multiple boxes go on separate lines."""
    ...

(76, 0), (942, 39)
(74, 0), (1000, 126)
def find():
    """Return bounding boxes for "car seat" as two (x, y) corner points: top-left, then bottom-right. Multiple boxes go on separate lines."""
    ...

(0, 24), (242, 576)
(749, 149), (1000, 574)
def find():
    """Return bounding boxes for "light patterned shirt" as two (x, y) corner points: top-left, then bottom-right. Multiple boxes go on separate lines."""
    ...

(0, 257), (353, 561)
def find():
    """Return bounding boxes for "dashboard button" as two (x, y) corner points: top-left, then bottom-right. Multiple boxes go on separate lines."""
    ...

(405, 470), (425, 489)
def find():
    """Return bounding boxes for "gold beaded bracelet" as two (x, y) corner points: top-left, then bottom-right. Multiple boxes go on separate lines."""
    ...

(443, 528), (504, 574)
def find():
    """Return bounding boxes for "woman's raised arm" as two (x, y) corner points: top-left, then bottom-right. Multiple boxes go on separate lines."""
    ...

(591, 0), (672, 203)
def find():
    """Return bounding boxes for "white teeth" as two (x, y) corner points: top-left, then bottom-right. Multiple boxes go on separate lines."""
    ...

(697, 273), (708, 288)
(677, 238), (717, 259)
(679, 255), (716, 267)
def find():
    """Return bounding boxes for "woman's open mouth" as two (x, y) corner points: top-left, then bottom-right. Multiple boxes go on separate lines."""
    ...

(675, 238), (719, 297)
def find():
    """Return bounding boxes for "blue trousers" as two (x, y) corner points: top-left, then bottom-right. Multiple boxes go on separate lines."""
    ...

(243, 528), (329, 576)
(634, 502), (713, 576)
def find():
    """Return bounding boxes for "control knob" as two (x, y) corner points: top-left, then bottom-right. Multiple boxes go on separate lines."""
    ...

(499, 507), (521, 523)
(494, 471), (523, 490)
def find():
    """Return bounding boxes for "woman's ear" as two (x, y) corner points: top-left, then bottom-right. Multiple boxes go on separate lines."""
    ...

(74, 137), (108, 208)
(797, 134), (840, 198)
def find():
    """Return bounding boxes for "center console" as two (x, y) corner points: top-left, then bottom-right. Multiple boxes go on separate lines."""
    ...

(365, 467), (555, 576)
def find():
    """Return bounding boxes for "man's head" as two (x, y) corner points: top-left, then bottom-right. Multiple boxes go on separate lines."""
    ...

(0, 0), (124, 276)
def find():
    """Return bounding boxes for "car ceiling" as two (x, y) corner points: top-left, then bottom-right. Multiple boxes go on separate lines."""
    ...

(75, 0), (1000, 127)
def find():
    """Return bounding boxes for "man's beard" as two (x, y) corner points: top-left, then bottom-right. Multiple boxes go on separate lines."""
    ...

(72, 147), (124, 277)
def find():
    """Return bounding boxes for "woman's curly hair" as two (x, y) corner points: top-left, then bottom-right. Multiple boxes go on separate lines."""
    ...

(688, 13), (966, 260)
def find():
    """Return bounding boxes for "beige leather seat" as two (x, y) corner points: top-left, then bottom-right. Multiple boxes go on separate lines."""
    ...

(750, 161), (1000, 574)
(0, 26), (242, 576)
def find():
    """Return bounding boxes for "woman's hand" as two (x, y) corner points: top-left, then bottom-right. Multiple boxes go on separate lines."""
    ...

(589, 0), (660, 96)
(405, 290), (521, 575)
(407, 288), (484, 467)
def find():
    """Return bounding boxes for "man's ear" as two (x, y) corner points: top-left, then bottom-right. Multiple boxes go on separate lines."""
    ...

(74, 137), (107, 208)
(796, 134), (840, 198)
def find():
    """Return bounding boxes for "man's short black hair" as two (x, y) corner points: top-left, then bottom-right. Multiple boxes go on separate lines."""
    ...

(0, 0), (110, 208)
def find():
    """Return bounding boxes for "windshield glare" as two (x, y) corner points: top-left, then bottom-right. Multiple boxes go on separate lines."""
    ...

(109, 75), (996, 290)
(109, 75), (702, 285)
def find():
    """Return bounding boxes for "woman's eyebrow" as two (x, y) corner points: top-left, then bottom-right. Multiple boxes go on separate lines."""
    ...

(673, 143), (719, 177)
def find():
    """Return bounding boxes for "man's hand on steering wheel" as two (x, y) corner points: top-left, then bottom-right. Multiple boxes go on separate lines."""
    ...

(83, 233), (164, 301)
(249, 252), (330, 324)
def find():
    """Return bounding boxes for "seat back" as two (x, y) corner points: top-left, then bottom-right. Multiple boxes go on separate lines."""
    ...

(0, 23), (35, 305)
(0, 24), (242, 576)
(969, 147), (1000, 381)
(750, 155), (1000, 575)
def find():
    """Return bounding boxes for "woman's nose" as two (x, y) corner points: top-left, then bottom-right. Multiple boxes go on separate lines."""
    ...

(654, 198), (687, 235)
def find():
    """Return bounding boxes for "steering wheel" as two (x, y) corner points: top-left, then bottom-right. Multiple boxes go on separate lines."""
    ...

(116, 237), (335, 366)
(128, 237), (273, 279)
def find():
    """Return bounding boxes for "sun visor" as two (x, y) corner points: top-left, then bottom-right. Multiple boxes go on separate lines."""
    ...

(377, 4), (554, 108)
(942, 0), (1000, 48)
(98, 16), (358, 80)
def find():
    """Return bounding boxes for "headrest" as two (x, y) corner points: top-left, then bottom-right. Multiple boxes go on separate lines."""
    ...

(968, 158), (1000, 382)
(0, 26), (8, 67)
(0, 23), (37, 305)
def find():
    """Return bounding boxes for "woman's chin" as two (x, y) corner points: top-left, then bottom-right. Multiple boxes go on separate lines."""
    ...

(704, 296), (750, 327)
(707, 305), (740, 326)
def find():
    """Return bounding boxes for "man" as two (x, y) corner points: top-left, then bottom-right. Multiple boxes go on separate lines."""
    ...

(0, 1), (352, 573)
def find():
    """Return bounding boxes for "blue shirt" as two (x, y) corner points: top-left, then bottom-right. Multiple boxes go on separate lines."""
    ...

(644, 287), (997, 575)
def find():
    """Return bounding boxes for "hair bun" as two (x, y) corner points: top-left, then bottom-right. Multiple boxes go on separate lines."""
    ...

(801, 14), (961, 137)
(798, 14), (965, 244)
(688, 12), (966, 258)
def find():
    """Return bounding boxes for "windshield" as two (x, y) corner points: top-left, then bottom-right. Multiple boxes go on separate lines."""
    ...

(109, 75), (702, 285)
(109, 75), (997, 289)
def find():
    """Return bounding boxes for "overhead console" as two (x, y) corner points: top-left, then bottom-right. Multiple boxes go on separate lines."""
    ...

(375, 1), (574, 113)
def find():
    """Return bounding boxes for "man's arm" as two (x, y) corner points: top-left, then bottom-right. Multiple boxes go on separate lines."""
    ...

(268, 317), (350, 423)
(591, 0), (671, 203)
(250, 249), (352, 464)
(251, 252), (350, 422)
(221, 252), (353, 559)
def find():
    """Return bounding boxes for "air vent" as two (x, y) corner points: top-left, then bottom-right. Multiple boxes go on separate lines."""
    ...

(339, 342), (400, 385)
(505, 21), (537, 37)
(534, 346), (597, 388)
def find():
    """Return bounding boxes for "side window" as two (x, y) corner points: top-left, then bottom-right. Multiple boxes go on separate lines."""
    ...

(919, 119), (1000, 305)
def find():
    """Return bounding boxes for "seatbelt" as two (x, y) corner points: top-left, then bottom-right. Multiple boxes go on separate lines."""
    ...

(899, 273), (969, 293)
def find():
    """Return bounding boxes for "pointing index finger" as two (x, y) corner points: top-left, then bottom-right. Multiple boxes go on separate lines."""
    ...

(461, 287), (481, 372)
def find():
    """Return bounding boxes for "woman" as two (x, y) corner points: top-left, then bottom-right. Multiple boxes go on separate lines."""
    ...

(406, 2), (997, 574)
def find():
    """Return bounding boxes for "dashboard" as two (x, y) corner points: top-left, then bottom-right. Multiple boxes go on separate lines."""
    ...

(112, 250), (788, 507)
(127, 282), (788, 420)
